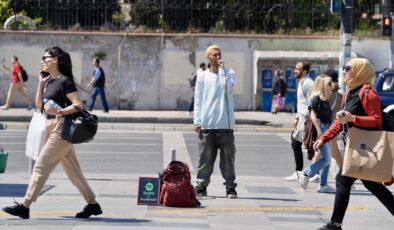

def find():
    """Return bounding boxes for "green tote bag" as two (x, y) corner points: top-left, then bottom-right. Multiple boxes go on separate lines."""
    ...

(0, 151), (8, 173)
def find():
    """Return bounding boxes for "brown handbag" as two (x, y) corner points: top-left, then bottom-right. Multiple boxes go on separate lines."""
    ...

(342, 127), (394, 182)
(303, 117), (317, 160)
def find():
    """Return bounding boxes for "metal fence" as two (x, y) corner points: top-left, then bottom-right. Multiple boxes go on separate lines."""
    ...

(2, 0), (388, 33)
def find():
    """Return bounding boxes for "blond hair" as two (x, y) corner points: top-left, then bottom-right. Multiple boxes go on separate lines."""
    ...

(205, 45), (221, 59)
(312, 74), (332, 101)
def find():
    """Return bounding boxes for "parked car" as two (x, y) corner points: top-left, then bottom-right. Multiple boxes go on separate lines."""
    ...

(375, 69), (394, 109)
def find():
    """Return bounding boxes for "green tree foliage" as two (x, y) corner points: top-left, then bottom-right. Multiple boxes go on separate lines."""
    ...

(0, 0), (13, 24)
(93, 51), (107, 60)
(7, 0), (121, 30)
(129, 0), (381, 34)
(1, 0), (386, 34)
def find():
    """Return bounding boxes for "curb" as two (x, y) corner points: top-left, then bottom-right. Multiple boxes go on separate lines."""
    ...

(0, 115), (273, 126)
(0, 121), (292, 133)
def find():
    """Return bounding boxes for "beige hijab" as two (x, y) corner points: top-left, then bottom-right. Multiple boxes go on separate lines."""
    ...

(347, 58), (375, 90)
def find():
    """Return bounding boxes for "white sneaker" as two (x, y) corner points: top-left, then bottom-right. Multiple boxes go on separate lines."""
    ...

(0, 105), (9, 110)
(351, 184), (356, 190)
(297, 171), (309, 190)
(310, 174), (320, 183)
(317, 184), (336, 193)
(285, 172), (298, 181)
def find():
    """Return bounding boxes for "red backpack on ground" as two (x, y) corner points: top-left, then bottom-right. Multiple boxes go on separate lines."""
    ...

(159, 161), (201, 207)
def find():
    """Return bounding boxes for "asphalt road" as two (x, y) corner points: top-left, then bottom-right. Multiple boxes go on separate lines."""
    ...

(0, 129), (302, 178)
(1, 129), (394, 230)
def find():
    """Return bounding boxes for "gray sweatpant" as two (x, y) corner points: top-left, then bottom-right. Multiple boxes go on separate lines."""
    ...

(196, 130), (237, 188)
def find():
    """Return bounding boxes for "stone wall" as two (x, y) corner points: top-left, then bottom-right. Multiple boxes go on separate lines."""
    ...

(0, 31), (390, 110)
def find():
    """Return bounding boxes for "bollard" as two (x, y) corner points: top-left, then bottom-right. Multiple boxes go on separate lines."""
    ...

(169, 148), (176, 162)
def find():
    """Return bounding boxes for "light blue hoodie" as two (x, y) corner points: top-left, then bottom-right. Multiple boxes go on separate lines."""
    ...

(194, 68), (237, 129)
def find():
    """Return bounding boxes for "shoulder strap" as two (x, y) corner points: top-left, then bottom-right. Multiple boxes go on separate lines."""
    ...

(300, 78), (308, 100)
(75, 83), (90, 94)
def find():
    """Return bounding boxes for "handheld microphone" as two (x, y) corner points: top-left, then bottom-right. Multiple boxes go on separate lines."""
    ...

(218, 60), (225, 68)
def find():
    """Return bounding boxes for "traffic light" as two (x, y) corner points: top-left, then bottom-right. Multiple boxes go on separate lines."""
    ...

(382, 16), (392, 36)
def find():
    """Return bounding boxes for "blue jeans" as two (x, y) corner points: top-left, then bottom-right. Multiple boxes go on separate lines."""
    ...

(303, 123), (331, 186)
(88, 86), (109, 112)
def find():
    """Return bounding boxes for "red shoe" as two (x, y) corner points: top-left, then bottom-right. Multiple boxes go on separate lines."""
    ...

(384, 175), (394, 186)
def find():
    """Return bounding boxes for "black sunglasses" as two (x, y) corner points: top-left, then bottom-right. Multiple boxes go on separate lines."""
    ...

(41, 56), (53, 61)
(343, 65), (352, 72)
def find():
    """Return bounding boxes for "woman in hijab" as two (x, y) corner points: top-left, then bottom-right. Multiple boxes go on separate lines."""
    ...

(314, 58), (394, 230)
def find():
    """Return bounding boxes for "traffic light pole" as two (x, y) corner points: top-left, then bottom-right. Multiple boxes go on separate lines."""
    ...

(382, 0), (393, 67)
(382, 0), (394, 69)
(391, 14), (394, 68)
(339, 0), (353, 93)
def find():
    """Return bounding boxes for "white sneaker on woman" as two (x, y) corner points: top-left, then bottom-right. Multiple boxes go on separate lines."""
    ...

(310, 174), (320, 183)
(285, 172), (298, 181)
(297, 172), (309, 190)
(317, 184), (336, 193)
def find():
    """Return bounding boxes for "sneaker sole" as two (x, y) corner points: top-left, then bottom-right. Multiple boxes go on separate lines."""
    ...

(317, 190), (335, 194)
(75, 212), (102, 218)
(227, 194), (237, 199)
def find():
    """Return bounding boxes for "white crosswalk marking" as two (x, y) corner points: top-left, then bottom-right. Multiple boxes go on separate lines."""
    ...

(162, 132), (194, 172)
(277, 133), (292, 144)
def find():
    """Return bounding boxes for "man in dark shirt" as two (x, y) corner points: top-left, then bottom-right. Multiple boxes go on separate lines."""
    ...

(87, 58), (109, 113)
(186, 62), (206, 116)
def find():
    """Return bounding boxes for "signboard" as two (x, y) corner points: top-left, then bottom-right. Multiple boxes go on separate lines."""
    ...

(330, 0), (341, 14)
(137, 177), (161, 205)
(309, 66), (321, 80)
(261, 66), (273, 88)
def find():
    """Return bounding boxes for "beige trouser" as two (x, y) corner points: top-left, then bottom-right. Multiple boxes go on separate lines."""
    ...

(5, 82), (31, 107)
(24, 118), (96, 205)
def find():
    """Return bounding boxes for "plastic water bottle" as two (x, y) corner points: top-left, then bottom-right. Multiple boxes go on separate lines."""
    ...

(43, 98), (62, 109)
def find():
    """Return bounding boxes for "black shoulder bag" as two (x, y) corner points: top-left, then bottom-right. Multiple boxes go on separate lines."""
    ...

(58, 78), (98, 144)
(62, 105), (98, 144)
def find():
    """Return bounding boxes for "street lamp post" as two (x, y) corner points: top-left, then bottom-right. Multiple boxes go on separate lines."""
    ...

(339, 0), (353, 93)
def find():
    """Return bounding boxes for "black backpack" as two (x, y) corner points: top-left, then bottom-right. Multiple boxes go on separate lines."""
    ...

(21, 67), (28, 82)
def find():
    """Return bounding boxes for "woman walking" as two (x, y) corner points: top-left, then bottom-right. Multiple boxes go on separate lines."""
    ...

(315, 58), (394, 230)
(2, 47), (102, 219)
(296, 74), (335, 193)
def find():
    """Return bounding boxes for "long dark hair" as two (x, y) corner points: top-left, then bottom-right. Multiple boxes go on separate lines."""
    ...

(45, 47), (74, 82)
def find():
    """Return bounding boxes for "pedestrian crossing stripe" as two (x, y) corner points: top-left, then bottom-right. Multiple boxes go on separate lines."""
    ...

(148, 205), (369, 214)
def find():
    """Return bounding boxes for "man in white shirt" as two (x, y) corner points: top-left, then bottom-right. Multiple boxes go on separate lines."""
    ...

(286, 62), (314, 181)
(194, 45), (238, 199)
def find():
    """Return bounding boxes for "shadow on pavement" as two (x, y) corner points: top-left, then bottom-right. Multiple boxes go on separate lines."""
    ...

(0, 184), (54, 197)
(61, 216), (151, 223)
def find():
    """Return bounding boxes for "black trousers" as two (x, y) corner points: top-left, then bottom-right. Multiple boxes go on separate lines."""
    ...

(331, 168), (394, 223)
(290, 132), (303, 171)
(188, 94), (194, 112)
